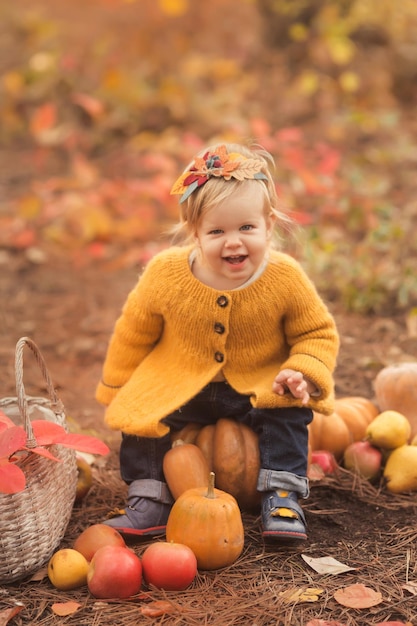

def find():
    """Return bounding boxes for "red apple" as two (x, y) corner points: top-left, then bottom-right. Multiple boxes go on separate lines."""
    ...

(310, 450), (338, 475)
(87, 545), (142, 599)
(74, 523), (126, 561)
(343, 440), (382, 481)
(141, 541), (197, 591)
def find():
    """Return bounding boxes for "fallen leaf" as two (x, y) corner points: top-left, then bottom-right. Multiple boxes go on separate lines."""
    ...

(279, 587), (324, 604)
(29, 566), (48, 582)
(402, 581), (417, 595)
(29, 102), (57, 139)
(334, 583), (383, 608)
(52, 602), (81, 616)
(301, 554), (356, 575)
(0, 606), (23, 625)
(140, 600), (176, 617)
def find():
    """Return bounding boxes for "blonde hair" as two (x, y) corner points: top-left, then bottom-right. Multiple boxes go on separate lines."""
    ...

(170, 142), (293, 246)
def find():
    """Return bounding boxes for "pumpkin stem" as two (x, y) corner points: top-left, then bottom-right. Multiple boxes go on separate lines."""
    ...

(207, 471), (216, 499)
(171, 438), (185, 448)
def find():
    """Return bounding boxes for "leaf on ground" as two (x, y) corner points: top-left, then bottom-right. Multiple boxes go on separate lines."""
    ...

(301, 554), (356, 575)
(402, 581), (417, 595)
(29, 566), (48, 582)
(29, 103), (57, 139)
(51, 602), (81, 616)
(0, 606), (23, 625)
(334, 583), (383, 608)
(140, 600), (176, 617)
(279, 587), (324, 604)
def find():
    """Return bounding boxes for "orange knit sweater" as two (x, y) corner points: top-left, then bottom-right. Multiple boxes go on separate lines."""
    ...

(96, 246), (339, 437)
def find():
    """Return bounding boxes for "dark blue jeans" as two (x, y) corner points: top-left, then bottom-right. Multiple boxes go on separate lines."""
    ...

(119, 382), (313, 498)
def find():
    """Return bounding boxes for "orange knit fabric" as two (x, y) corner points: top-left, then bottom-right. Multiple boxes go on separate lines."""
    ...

(96, 246), (339, 437)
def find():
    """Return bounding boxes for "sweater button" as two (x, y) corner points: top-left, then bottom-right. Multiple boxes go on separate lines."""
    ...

(214, 322), (225, 334)
(214, 351), (224, 363)
(216, 295), (228, 307)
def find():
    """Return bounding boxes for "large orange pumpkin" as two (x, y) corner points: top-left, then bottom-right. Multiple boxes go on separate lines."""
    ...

(166, 472), (244, 571)
(373, 362), (417, 438)
(170, 418), (261, 510)
(308, 396), (378, 460)
(196, 419), (261, 511)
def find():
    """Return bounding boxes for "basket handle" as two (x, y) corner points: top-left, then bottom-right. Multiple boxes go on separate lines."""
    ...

(15, 337), (64, 448)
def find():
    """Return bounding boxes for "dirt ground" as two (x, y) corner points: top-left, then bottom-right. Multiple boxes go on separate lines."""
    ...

(1, 253), (417, 625)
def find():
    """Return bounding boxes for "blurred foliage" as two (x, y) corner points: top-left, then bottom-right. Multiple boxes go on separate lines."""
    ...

(0, 0), (416, 314)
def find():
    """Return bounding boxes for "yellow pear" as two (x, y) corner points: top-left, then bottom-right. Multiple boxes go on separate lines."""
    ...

(365, 410), (411, 449)
(48, 548), (89, 590)
(384, 445), (417, 493)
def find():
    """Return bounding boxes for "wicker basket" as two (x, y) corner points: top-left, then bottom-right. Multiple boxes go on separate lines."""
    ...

(0, 337), (77, 584)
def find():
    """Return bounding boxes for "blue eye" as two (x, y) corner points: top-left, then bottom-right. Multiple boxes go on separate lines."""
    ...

(209, 229), (223, 235)
(240, 224), (253, 231)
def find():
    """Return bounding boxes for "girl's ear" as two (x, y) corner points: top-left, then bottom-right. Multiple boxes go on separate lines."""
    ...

(266, 212), (276, 239)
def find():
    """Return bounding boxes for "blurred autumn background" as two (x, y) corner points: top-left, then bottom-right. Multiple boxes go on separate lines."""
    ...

(1, 0), (417, 314)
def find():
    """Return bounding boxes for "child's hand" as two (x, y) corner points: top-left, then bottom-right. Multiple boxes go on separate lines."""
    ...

(272, 369), (315, 405)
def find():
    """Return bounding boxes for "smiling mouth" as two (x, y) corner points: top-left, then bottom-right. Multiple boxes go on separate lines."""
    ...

(224, 255), (247, 264)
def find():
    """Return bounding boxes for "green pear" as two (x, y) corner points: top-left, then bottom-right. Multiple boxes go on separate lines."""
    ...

(383, 445), (417, 493)
(366, 410), (411, 449)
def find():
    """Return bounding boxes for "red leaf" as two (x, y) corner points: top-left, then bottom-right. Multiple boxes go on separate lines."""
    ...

(0, 463), (26, 494)
(24, 446), (62, 462)
(275, 127), (303, 143)
(58, 433), (110, 455)
(0, 410), (15, 432)
(72, 92), (104, 118)
(29, 102), (57, 138)
(0, 426), (27, 459)
(31, 420), (66, 445)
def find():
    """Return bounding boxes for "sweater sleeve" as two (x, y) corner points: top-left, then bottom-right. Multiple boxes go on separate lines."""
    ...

(95, 259), (163, 406)
(279, 259), (339, 400)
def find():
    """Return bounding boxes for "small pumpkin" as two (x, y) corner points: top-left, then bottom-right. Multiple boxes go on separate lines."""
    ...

(166, 472), (244, 571)
(373, 362), (417, 438)
(171, 422), (203, 445)
(163, 440), (209, 500)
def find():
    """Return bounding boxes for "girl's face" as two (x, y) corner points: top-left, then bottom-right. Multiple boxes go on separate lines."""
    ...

(193, 184), (274, 290)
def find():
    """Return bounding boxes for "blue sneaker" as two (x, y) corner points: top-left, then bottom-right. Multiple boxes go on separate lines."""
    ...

(261, 490), (307, 542)
(103, 479), (173, 537)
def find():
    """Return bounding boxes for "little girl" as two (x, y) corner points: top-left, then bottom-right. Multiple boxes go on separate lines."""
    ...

(96, 143), (339, 542)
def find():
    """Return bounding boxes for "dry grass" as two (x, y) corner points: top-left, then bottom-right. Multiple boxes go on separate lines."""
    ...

(1, 454), (416, 625)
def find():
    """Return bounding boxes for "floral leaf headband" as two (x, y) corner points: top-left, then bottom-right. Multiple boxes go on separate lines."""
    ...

(170, 144), (269, 203)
